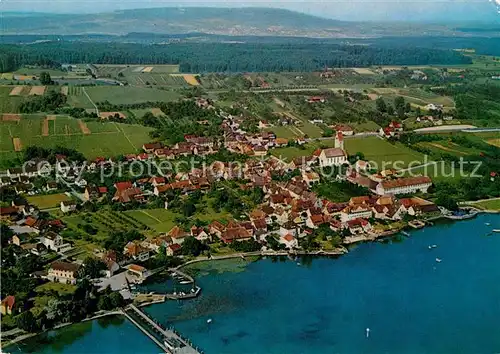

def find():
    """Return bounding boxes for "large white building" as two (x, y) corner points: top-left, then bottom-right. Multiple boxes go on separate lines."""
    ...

(375, 176), (432, 195)
(319, 148), (347, 167)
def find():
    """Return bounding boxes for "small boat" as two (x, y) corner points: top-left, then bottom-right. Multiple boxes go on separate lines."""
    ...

(401, 231), (410, 237)
(366, 328), (370, 338)
(493, 229), (500, 233)
(428, 244), (437, 249)
(296, 262), (301, 266)
(207, 318), (213, 324)
(180, 280), (191, 284)
(485, 223), (491, 226)
(435, 258), (442, 263)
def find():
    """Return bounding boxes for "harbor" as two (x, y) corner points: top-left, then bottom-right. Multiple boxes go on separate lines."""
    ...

(123, 304), (202, 354)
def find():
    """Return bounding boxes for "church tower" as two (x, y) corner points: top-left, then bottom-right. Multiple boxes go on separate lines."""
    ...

(335, 131), (344, 150)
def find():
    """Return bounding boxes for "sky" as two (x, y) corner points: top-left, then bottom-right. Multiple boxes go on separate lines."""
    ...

(1, 0), (499, 21)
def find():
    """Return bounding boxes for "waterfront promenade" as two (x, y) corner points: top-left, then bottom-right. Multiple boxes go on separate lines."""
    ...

(124, 304), (201, 354)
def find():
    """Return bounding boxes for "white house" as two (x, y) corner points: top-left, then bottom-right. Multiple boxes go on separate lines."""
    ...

(340, 205), (373, 222)
(375, 176), (432, 196)
(41, 232), (63, 251)
(319, 148), (347, 167)
(60, 200), (77, 213)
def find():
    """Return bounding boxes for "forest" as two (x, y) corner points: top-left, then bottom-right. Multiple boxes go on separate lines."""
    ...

(0, 42), (471, 73)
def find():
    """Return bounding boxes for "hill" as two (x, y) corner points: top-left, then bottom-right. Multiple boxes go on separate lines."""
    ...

(2, 7), (498, 38)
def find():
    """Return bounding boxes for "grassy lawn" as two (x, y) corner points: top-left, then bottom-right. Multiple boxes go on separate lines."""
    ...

(124, 204), (232, 233)
(27, 193), (71, 209)
(297, 119), (324, 138)
(265, 126), (300, 139)
(345, 136), (426, 168)
(350, 121), (381, 132)
(417, 140), (482, 157)
(86, 86), (181, 104)
(469, 199), (500, 211)
(36, 282), (77, 296)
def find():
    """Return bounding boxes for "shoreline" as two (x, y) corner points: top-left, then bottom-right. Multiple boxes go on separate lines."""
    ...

(6, 211), (498, 349)
(2, 310), (123, 348)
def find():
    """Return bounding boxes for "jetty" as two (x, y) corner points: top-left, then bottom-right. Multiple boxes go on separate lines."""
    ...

(124, 304), (201, 354)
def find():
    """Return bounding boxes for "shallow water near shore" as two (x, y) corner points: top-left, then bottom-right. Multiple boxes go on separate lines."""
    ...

(8, 214), (500, 353)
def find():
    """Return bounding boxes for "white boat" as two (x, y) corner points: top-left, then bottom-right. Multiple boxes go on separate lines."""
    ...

(207, 318), (213, 324)
(180, 280), (191, 284)
(485, 223), (491, 226)
(428, 244), (437, 249)
(493, 229), (500, 233)
(435, 258), (442, 263)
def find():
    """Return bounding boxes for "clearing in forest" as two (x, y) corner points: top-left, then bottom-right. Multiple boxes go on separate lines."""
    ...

(12, 137), (22, 151)
(352, 68), (375, 75)
(61, 86), (69, 95)
(29, 86), (46, 96)
(151, 108), (164, 117)
(9, 86), (24, 96)
(2, 114), (21, 122)
(183, 74), (200, 86)
(78, 119), (91, 134)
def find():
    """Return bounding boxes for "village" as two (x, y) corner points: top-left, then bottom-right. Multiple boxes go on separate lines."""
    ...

(0, 98), (444, 307)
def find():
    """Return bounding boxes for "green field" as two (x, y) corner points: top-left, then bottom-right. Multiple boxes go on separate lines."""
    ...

(371, 87), (455, 110)
(125, 205), (231, 233)
(265, 126), (300, 139)
(0, 86), (26, 113)
(417, 140), (482, 157)
(271, 136), (426, 169)
(345, 136), (426, 168)
(27, 193), (71, 209)
(86, 86), (181, 104)
(66, 86), (95, 109)
(0, 115), (153, 164)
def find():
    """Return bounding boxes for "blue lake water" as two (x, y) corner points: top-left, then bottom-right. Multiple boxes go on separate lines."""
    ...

(5, 316), (159, 354)
(9, 214), (500, 353)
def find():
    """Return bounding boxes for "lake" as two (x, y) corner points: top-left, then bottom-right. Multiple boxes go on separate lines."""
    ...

(9, 214), (500, 353)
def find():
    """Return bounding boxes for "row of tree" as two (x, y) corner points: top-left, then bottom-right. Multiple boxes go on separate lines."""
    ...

(0, 42), (471, 73)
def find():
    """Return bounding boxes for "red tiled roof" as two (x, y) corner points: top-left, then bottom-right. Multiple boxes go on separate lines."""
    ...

(1, 296), (15, 310)
(168, 244), (181, 251)
(381, 176), (432, 189)
(51, 261), (79, 272)
(0, 206), (18, 216)
(322, 148), (346, 158)
(114, 181), (133, 191)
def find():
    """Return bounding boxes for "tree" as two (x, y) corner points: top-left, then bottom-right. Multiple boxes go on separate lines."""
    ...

(39, 72), (53, 85)
(387, 105), (395, 116)
(182, 202), (196, 217)
(394, 96), (405, 111)
(375, 97), (387, 113)
(97, 295), (113, 311)
(0, 223), (13, 247)
(181, 236), (206, 257)
(109, 292), (125, 308)
(78, 257), (106, 279)
(16, 311), (38, 332)
(435, 193), (459, 211)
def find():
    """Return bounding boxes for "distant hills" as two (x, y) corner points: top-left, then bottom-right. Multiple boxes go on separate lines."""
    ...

(2, 7), (499, 38)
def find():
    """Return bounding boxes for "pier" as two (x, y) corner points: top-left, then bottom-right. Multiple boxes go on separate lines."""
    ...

(124, 304), (201, 354)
